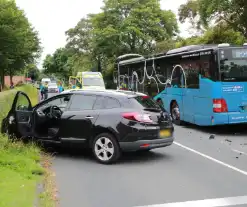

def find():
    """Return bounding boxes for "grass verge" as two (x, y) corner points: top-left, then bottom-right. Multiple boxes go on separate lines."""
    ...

(39, 153), (58, 207)
(0, 84), (56, 207)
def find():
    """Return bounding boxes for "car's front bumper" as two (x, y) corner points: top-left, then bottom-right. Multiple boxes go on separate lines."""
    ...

(48, 90), (58, 93)
(119, 137), (174, 152)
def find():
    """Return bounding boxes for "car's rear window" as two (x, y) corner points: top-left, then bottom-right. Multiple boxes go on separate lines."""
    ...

(130, 96), (161, 109)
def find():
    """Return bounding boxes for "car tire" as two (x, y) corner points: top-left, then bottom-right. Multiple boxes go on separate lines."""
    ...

(92, 133), (121, 164)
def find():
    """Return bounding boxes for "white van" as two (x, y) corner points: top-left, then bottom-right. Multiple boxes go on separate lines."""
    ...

(41, 78), (51, 85)
(78, 72), (105, 90)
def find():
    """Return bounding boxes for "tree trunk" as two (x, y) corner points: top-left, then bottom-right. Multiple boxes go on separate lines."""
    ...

(97, 57), (101, 72)
(0, 69), (4, 92)
(9, 68), (13, 86)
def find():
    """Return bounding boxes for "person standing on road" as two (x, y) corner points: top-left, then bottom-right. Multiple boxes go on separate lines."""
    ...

(43, 81), (49, 100)
(40, 83), (44, 100)
(58, 82), (64, 93)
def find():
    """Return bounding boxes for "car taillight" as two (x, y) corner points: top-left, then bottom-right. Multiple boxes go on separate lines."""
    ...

(213, 99), (228, 113)
(122, 112), (153, 123)
(142, 95), (150, 99)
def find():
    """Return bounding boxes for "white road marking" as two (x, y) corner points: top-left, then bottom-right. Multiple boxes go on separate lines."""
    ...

(174, 142), (247, 176)
(135, 195), (247, 207)
(232, 149), (247, 156)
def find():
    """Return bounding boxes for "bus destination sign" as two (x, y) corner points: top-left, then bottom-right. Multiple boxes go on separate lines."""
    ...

(181, 50), (211, 58)
(232, 49), (247, 58)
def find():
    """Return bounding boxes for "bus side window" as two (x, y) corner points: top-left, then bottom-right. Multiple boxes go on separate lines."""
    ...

(201, 62), (210, 78)
(171, 66), (185, 88)
(185, 62), (200, 89)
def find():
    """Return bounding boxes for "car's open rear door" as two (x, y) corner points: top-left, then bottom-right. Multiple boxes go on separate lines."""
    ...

(11, 91), (33, 138)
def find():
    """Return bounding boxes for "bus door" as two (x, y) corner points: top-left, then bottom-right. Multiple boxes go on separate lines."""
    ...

(182, 62), (200, 123)
(167, 65), (185, 120)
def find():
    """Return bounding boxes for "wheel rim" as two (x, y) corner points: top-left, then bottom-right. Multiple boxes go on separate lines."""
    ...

(172, 105), (180, 120)
(94, 137), (114, 161)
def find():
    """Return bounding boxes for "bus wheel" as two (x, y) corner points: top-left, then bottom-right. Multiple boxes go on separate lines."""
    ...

(171, 102), (181, 125)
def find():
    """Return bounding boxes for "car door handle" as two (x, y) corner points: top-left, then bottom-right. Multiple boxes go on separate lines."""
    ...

(85, 116), (94, 119)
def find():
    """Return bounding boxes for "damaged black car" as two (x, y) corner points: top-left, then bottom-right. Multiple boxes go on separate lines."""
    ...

(1, 90), (174, 164)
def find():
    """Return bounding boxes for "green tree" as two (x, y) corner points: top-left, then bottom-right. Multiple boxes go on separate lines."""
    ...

(155, 39), (178, 53)
(0, 0), (41, 89)
(90, 0), (178, 57)
(42, 48), (74, 82)
(25, 64), (40, 81)
(176, 24), (245, 47)
(178, 0), (247, 38)
(178, 0), (202, 31)
(198, 0), (247, 37)
(64, 0), (179, 88)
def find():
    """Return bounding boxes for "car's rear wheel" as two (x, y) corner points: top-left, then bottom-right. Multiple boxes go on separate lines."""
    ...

(92, 133), (121, 164)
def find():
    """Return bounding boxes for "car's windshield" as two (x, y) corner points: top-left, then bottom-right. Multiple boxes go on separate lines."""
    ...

(48, 83), (57, 86)
(82, 78), (104, 86)
(220, 59), (247, 81)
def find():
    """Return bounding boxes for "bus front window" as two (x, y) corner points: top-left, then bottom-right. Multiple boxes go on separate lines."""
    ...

(220, 59), (247, 81)
(83, 78), (104, 86)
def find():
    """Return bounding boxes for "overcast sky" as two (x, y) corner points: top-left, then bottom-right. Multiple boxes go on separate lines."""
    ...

(15, 0), (188, 67)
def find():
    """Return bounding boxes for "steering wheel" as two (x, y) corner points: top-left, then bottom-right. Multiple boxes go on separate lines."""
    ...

(47, 106), (62, 119)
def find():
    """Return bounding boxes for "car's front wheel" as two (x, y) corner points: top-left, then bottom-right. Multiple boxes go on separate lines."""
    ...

(92, 133), (121, 164)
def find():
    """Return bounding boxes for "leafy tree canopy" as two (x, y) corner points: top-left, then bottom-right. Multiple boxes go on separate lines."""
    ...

(0, 0), (41, 88)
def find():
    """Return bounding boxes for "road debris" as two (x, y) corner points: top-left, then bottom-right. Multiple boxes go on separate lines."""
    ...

(209, 134), (215, 139)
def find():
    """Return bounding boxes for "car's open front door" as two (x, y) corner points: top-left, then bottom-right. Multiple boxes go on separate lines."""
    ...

(11, 91), (33, 138)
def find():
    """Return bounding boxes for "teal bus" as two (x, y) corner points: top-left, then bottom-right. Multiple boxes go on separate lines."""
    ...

(116, 43), (247, 126)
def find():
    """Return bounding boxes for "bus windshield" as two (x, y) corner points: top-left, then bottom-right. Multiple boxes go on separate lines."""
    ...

(83, 78), (104, 86)
(220, 59), (247, 81)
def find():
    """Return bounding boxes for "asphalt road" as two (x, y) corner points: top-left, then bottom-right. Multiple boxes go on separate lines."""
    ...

(45, 93), (247, 206)
(52, 124), (247, 207)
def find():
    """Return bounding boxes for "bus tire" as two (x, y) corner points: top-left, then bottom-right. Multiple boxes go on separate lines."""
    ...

(170, 101), (182, 125)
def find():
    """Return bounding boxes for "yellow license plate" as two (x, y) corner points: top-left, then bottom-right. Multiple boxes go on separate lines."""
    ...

(159, 130), (171, 137)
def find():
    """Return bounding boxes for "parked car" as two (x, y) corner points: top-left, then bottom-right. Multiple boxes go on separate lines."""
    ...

(48, 82), (58, 93)
(1, 90), (174, 164)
